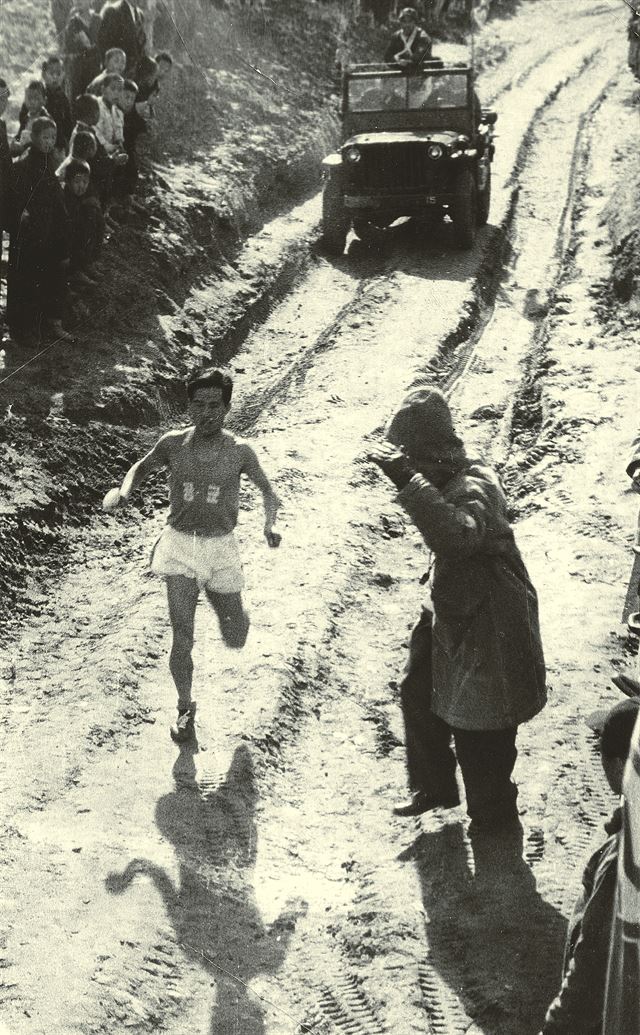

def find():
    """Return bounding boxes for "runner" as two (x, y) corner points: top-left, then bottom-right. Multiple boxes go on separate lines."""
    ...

(103, 368), (282, 743)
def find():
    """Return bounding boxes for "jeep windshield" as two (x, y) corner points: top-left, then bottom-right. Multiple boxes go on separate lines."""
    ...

(348, 71), (468, 113)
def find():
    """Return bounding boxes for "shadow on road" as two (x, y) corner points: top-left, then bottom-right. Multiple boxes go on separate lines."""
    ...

(106, 744), (306, 1034)
(401, 820), (567, 1034)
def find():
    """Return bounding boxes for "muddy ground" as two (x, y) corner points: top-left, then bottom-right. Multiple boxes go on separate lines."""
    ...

(1, 0), (640, 1033)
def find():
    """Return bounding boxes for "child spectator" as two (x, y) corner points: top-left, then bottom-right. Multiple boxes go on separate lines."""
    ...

(114, 78), (146, 203)
(135, 51), (172, 116)
(64, 0), (103, 101)
(11, 81), (49, 157)
(87, 47), (126, 95)
(71, 94), (111, 207)
(72, 92), (126, 216)
(7, 117), (70, 346)
(56, 128), (97, 184)
(95, 73), (125, 155)
(62, 158), (104, 284)
(42, 55), (74, 161)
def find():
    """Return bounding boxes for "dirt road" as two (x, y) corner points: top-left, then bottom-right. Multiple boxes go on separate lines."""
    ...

(1, 2), (639, 1033)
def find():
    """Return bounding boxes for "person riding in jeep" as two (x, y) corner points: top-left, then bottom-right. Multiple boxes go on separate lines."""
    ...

(385, 7), (432, 68)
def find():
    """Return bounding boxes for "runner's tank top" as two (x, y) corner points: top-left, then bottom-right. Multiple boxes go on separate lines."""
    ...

(159, 428), (244, 537)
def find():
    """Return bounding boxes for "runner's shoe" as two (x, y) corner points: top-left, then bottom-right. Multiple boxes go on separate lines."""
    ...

(170, 702), (197, 744)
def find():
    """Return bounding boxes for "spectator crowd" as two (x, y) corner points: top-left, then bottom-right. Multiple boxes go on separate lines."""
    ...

(0, 0), (174, 348)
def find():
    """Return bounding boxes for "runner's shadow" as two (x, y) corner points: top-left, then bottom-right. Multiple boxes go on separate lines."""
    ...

(106, 744), (306, 1034)
(401, 821), (567, 1034)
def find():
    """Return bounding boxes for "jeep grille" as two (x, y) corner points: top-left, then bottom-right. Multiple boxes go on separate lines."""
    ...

(344, 143), (451, 193)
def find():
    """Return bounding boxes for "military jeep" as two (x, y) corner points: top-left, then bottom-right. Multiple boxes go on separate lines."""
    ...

(321, 62), (497, 254)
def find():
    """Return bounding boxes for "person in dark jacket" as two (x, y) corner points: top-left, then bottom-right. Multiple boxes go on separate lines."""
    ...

(64, 0), (103, 100)
(539, 698), (640, 1035)
(370, 388), (546, 825)
(385, 7), (432, 68)
(7, 117), (70, 346)
(62, 158), (104, 282)
(42, 55), (74, 160)
(98, 0), (147, 77)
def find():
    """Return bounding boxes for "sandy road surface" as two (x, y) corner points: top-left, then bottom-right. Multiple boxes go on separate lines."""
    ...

(1, 2), (639, 1033)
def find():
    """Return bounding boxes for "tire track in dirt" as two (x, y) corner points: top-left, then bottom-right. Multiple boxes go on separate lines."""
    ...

(0, 4), (621, 1030)
(237, 32), (625, 1035)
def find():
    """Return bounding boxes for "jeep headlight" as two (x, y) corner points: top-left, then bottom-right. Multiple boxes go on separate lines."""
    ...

(427, 144), (444, 160)
(344, 146), (362, 163)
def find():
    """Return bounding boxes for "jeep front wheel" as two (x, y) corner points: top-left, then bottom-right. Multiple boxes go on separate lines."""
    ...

(476, 164), (491, 227)
(451, 168), (477, 250)
(322, 177), (349, 256)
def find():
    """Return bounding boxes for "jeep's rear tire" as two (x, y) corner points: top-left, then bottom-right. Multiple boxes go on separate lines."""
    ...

(452, 169), (477, 250)
(322, 177), (349, 255)
(476, 164), (491, 227)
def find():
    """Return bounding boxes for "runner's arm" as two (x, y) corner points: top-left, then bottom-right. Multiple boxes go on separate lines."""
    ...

(241, 445), (282, 542)
(104, 436), (169, 511)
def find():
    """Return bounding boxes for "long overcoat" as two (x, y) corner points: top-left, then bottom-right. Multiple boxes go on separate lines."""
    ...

(397, 462), (547, 730)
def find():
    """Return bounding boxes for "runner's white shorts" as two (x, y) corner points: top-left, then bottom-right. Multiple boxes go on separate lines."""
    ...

(150, 528), (245, 593)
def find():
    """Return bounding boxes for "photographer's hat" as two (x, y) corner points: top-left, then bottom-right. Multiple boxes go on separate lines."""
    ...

(386, 388), (466, 466)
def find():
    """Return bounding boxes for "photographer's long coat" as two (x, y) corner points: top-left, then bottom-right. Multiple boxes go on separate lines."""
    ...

(397, 463), (546, 730)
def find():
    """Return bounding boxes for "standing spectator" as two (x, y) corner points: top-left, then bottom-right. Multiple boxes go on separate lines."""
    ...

(52, 0), (74, 34)
(42, 55), (74, 161)
(0, 78), (13, 335)
(11, 81), (50, 157)
(64, 0), (103, 101)
(87, 47), (126, 94)
(61, 158), (104, 284)
(540, 699), (640, 1035)
(98, 0), (147, 77)
(369, 388), (546, 826)
(7, 117), (70, 346)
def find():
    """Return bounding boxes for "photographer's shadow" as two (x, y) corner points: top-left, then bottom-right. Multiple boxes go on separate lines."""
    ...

(106, 744), (306, 1034)
(402, 821), (567, 1034)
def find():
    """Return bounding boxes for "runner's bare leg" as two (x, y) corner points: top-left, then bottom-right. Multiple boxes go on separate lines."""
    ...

(204, 590), (250, 648)
(166, 575), (199, 710)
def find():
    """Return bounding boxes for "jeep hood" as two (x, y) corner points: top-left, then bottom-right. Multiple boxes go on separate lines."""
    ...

(343, 130), (467, 147)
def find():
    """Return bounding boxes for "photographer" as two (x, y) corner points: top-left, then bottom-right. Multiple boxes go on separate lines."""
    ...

(370, 388), (546, 828)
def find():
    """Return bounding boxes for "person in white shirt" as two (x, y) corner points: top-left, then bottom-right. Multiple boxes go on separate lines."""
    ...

(95, 72), (125, 154)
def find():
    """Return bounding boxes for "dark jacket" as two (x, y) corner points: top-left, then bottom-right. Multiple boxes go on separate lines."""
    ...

(384, 27), (432, 66)
(0, 119), (12, 231)
(10, 147), (69, 260)
(396, 463), (546, 729)
(542, 811), (620, 1034)
(98, 0), (147, 75)
(65, 8), (103, 97)
(44, 87), (74, 151)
